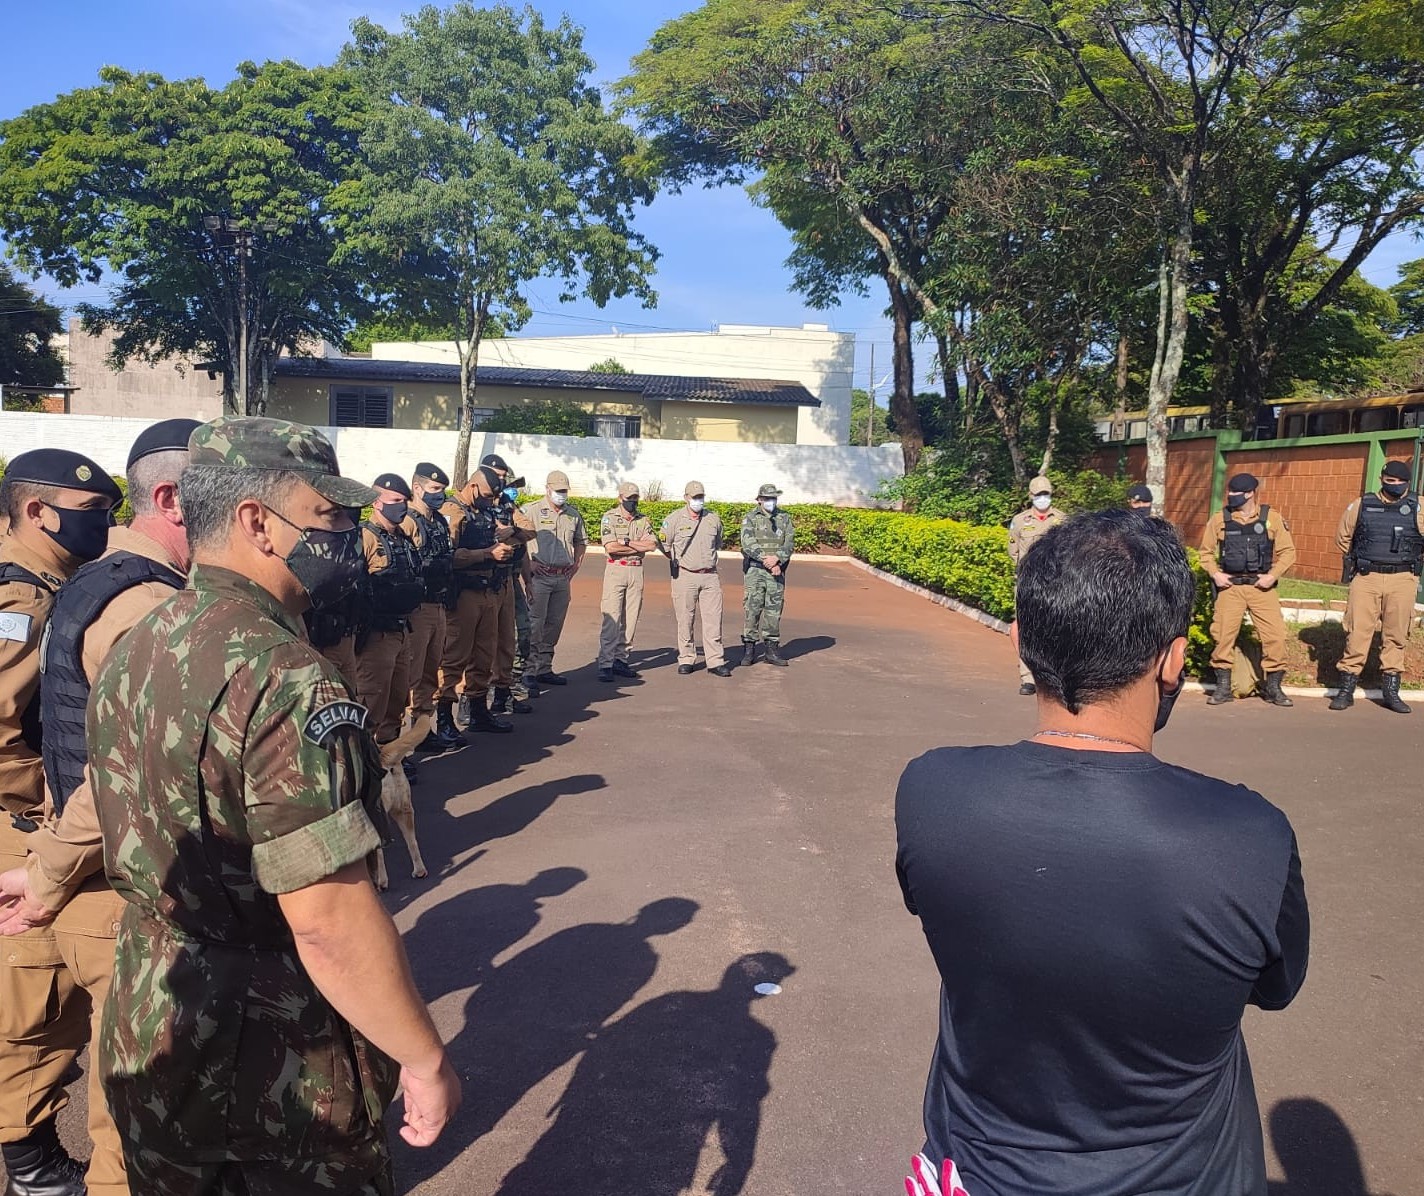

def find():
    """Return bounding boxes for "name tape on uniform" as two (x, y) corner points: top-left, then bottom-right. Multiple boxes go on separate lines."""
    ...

(0, 612), (34, 644)
(303, 700), (369, 746)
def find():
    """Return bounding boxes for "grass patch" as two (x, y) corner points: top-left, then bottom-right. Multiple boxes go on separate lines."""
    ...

(1278, 578), (1348, 603)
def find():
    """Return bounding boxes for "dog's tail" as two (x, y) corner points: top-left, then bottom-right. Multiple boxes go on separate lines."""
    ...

(380, 716), (433, 771)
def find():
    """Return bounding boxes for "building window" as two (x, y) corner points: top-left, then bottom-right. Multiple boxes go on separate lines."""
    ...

(589, 414), (641, 438)
(331, 386), (393, 428)
(457, 407), (497, 431)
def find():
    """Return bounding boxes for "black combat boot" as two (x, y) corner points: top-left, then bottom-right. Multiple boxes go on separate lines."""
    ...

(493, 685), (532, 715)
(435, 700), (467, 747)
(457, 693), (474, 729)
(1, 1120), (87, 1196)
(763, 641), (788, 667)
(1261, 671), (1294, 707)
(1380, 673), (1412, 714)
(738, 640), (759, 668)
(468, 694), (514, 733)
(1205, 667), (1234, 704)
(1329, 673), (1357, 711)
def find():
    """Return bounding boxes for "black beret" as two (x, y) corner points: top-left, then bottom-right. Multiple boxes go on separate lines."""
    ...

(4, 449), (123, 505)
(1227, 472), (1259, 492)
(414, 462), (449, 487)
(481, 453), (511, 475)
(1127, 484), (1153, 503)
(126, 419), (202, 470)
(371, 473), (413, 499)
(1382, 461), (1411, 481)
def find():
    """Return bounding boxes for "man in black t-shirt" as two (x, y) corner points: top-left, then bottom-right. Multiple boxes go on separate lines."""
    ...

(896, 510), (1309, 1196)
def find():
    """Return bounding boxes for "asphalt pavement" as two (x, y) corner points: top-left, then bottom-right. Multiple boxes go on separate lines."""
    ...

(51, 557), (1424, 1194)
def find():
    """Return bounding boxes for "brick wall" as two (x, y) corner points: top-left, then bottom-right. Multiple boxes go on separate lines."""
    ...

(1085, 436), (1216, 548)
(1223, 443), (1370, 582)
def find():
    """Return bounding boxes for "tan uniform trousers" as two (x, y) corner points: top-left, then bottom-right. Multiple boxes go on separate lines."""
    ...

(437, 587), (499, 702)
(493, 583), (516, 690)
(406, 603), (446, 721)
(599, 565), (645, 668)
(671, 571), (725, 668)
(526, 572), (573, 678)
(319, 635), (358, 691)
(53, 886), (128, 1195)
(1209, 583), (1288, 672)
(0, 829), (89, 1151)
(1341, 571), (1419, 675)
(356, 627), (411, 744)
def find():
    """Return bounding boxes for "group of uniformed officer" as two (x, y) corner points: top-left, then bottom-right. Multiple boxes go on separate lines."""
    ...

(1008, 465), (1424, 712)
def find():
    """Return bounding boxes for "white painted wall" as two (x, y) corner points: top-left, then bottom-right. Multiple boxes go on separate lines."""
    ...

(372, 323), (856, 446)
(0, 413), (903, 506)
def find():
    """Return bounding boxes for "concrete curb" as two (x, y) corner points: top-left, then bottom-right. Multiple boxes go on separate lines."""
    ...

(840, 557), (1424, 700)
(584, 545), (854, 563)
(843, 558), (1013, 635)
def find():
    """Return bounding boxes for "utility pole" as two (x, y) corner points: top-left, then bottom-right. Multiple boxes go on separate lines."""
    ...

(867, 343), (875, 447)
(204, 215), (274, 414)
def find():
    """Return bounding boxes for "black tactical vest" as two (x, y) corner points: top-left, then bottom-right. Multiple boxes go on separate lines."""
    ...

(1352, 492), (1424, 571)
(453, 501), (497, 586)
(1219, 505), (1274, 575)
(411, 505), (454, 603)
(363, 521), (425, 625)
(40, 552), (183, 814)
(0, 562), (54, 762)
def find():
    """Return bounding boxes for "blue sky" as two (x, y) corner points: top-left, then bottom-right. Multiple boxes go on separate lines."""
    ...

(3, 0), (1420, 400)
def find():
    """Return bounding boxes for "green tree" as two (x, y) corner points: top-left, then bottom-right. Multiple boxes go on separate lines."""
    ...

(0, 62), (380, 414)
(849, 387), (896, 445)
(480, 400), (592, 436)
(0, 264), (64, 393)
(340, 3), (658, 485)
(1390, 259), (1424, 338)
(345, 315), (464, 354)
(587, 358), (631, 375)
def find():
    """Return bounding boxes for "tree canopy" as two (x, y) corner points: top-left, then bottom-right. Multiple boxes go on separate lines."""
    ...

(0, 264), (64, 393)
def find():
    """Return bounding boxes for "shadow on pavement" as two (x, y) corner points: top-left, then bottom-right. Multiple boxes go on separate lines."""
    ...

(778, 634), (835, 660)
(395, 898), (700, 1190)
(1267, 1098), (1395, 1196)
(494, 952), (795, 1196)
(401, 867), (589, 1003)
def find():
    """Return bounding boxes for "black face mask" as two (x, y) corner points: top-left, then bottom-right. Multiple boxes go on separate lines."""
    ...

(43, 503), (112, 564)
(1382, 480), (1408, 499)
(622, 498), (639, 513)
(1154, 667), (1187, 733)
(378, 500), (409, 525)
(270, 511), (365, 610)
(1226, 493), (1249, 510)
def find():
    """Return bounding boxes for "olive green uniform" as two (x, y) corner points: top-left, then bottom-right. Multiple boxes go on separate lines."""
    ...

(1007, 505), (1067, 685)
(87, 565), (396, 1194)
(598, 506), (651, 669)
(522, 499), (587, 680)
(662, 508), (726, 669)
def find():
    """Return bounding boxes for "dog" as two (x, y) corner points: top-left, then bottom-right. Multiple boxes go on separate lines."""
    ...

(373, 716), (432, 891)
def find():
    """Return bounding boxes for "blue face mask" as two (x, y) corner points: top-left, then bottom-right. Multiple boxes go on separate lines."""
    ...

(502, 486), (519, 503)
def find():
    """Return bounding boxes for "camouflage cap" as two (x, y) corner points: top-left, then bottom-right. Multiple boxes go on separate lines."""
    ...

(756, 483), (783, 499)
(188, 417), (376, 508)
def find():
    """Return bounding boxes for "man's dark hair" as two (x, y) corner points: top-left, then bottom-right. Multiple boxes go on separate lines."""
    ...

(0, 479), (57, 527)
(1017, 510), (1194, 713)
(179, 465), (298, 555)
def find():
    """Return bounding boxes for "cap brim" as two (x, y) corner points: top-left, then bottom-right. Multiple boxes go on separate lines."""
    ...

(308, 473), (379, 508)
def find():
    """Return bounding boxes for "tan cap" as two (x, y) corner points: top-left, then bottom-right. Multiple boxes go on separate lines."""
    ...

(684, 480), (706, 499)
(546, 470), (571, 491)
(617, 481), (639, 499)
(1029, 475), (1053, 495)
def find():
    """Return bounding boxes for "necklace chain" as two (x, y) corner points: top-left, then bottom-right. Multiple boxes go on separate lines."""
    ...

(1035, 729), (1145, 751)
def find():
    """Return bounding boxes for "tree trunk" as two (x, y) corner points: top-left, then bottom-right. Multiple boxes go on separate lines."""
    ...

(1113, 330), (1129, 436)
(1144, 204), (1193, 516)
(977, 370), (1027, 483)
(886, 276), (924, 473)
(1040, 401), (1060, 476)
(451, 298), (491, 485)
(936, 330), (959, 440)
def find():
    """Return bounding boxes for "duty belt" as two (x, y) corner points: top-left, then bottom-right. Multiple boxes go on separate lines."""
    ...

(533, 564), (576, 576)
(1359, 563), (1416, 575)
(681, 566), (717, 574)
(611, 558), (643, 567)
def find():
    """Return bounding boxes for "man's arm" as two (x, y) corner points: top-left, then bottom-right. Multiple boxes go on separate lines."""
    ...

(1334, 502), (1360, 557)
(1269, 514), (1297, 580)
(279, 863), (460, 1146)
(572, 512), (587, 569)
(1199, 513), (1226, 580)
(1251, 832), (1309, 1011)
(1006, 516), (1022, 566)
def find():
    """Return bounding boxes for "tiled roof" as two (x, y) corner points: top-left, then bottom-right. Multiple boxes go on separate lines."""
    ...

(273, 355), (821, 407)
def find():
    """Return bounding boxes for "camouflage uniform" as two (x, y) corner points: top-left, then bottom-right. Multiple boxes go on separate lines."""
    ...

(86, 423), (396, 1195)
(739, 500), (796, 648)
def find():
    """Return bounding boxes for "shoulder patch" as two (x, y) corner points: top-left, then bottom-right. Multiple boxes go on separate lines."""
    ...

(0, 611), (33, 643)
(303, 700), (369, 746)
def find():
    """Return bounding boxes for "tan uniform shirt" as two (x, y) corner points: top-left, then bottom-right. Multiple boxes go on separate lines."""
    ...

(662, 508), (724, 571)
(26, 526), (187, 913)
(1199, 507), (1297, 579)
(601, 507), (653, 560)
(362, 515), (422, 572)
(1007, 506), (1067, 569)
(0, 538), (63, 826)
(1334, 493), (1424, 554)
(522, 500), (587, 570)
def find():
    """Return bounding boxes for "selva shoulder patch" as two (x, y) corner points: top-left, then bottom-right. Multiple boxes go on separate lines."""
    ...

(304, 699), (369, 746)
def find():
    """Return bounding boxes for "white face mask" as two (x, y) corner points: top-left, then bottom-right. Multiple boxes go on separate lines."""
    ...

(689, 498), (705, 513)
(1032, 494), (1052, 511)
(549, 491), (568, 508)
(760, 499), (777, 513)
